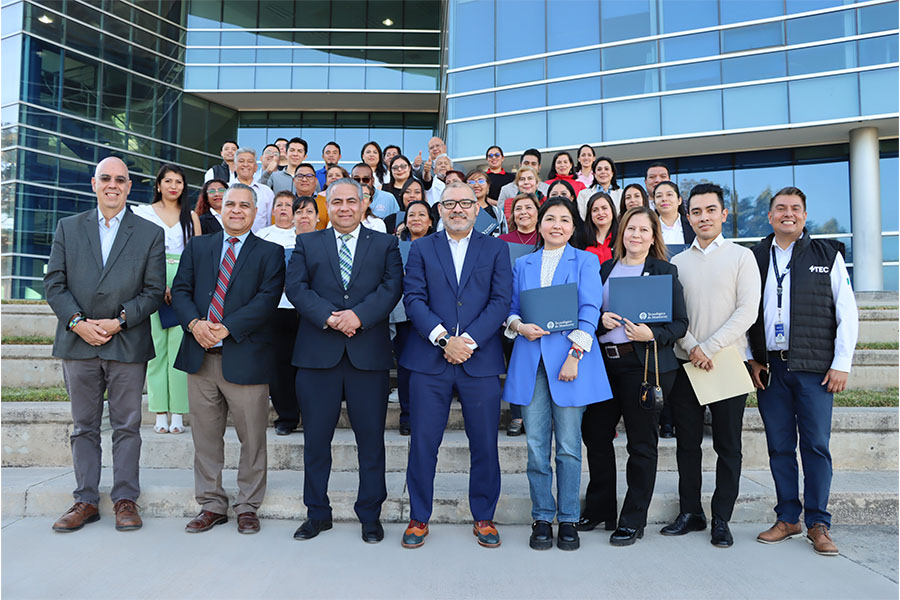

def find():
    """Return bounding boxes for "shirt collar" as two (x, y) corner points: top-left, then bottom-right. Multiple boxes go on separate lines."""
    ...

(98, 205), (127, 227)
(446, 228), (473, 246)
(690, 232), (725, 252)
(225, 230), (252, 245)
(334, 223), (362, 242)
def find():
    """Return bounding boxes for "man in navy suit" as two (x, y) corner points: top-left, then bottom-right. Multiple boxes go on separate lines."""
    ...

(399, 182), (512, 549)
(171, 183), (285, 535)
(286, 177), (403, 544)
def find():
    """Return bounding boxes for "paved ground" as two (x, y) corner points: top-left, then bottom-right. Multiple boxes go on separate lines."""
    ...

(1, 517), (896, 599)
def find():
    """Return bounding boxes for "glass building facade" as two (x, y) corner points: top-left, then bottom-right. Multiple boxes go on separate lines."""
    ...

(1, 0), (897, 297)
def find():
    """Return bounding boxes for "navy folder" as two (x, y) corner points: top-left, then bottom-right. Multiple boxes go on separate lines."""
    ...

(519, 282), (578, 332)
(398, 240), (412, 267)
(474, 209), (499, 236)
(665, 243), (687, 259)
(157, 303), (179, 329)
(607, 274), (673, 323)
(507, 241), (535, 269)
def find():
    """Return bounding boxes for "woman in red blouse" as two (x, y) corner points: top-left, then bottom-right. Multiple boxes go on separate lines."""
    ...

(544, 151), (587, 196)
(582, 191), (618, 264)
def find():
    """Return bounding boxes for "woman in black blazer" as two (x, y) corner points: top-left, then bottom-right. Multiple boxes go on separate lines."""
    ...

(577, 206), (688, 546)
(193, 179), (226, 235)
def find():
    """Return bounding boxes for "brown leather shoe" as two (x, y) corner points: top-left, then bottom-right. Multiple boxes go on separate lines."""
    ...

(756, 520), (803, 544)
(807, 523), (839, 556)
(52, 502), (99, 532)
(185, 510), (228, 533)
(113, 499), (142, 531)
(237, 512), (260, 534)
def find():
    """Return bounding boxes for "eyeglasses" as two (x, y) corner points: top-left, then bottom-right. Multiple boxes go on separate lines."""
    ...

(294, 173), (316, 180)
(391, 163), (409, 172)
(467, 178), (487, 185)
(441, 199), (476, 210)
(352, 176), (373, 184)
(207, 188), (226, 194)
(487, 153), (502, 159)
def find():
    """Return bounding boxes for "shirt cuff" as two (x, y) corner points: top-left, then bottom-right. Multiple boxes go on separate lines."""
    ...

(567, 329), (593, 352)
(504, 315), (522, 339)
(830, 354), (853, 373)
(461, 332), (478, 350)
(428, 324), (447, 346)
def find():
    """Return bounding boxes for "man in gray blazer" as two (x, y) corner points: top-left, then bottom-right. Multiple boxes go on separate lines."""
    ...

(44, 156), (165, 533)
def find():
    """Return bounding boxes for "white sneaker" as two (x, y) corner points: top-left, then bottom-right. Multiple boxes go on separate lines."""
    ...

(388, 389), (400, 403)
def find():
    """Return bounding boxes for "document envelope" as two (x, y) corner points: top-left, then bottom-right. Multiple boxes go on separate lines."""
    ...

(507, 241), (535, 269)
(519, 283), (578, 332)
(607, 274), (673, 323)
(474, 210), (499, 236)
(682, 346), (755, 406)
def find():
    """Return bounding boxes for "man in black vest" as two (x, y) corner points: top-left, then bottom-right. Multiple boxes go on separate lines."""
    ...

(204, 140), (238, 184)
(747, 186), (858, 557)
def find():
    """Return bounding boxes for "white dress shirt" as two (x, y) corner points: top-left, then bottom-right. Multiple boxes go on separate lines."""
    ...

(98, 206), (127, 266)
(762, 236), (859, 372)
(258, 224), (298, 309)
(239, 180), (274, 234)
(660, 215), (685, 245)
(333, 223), (362, 263)
(689, 232), (725, 255)
(427, 230), (477, 349)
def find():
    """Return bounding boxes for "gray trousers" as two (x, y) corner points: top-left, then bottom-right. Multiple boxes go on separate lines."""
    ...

(188, 353), (269, 515)
(62, 358), (146, 506)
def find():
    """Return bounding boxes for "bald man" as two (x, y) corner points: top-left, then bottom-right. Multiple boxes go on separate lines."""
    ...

(413, 136), (446, 179)
(45, 156), (166, 533)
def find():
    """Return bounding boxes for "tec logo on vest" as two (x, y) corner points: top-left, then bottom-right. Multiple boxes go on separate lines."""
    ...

(809, 265), (830, 273)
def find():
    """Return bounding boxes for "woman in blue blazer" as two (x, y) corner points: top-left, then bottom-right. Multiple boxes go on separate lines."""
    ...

(503, 197), (613, 552)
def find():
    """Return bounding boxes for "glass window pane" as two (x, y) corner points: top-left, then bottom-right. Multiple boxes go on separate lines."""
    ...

(496, 0), (544, 60)
(722, 51), (786, 84)
(496, 85), (545, 113)
(257, 48), (292, 64)
(548, 1), (600, 51)
(450, 67), (494, 94)
(329, 66), (366, 89)
(661, 61), (720, 91)
(859, 35), (899, 67)
(186, 49), (219, 63)
(661, 90), (722, 135)
(547, 50), (601, 79)
(733, 165), (794, 237)
(660, 32), (719, 62)
(61, 53), (99, 118)
(496, 59), (543, 87)
(548, 77), (601, 106)
(787, 41), (857, 76)
(448, 93), (494, 120)
(660, 0), (718, 33)
(255, 66), (292, 90)
(449, 0), (493, 68)
(402, 67), (439, 91)
(292, 67), (328, 89)
(218, 66), (255, 90)
(497, 112), (546, 154)
(786, 10), (855, 44)
(722, 22), (784, 53)
(603, 41), (657, 70)
(721, 0), (782, 25)
(860, 68), (899, 116)
(789, 73), (859, 122)
(880, 155), (899, 230)
(793, 160), (851, 234)
(448, 119), (495, 158)
(858, 3), (899, 34)
(368, 66), (402, 90)
(724, 83), (789, 129)
(786, 0), (846, 12)
(601, 0), (657, 42)
(603, 97), (660, 141)
(1, 35), (22, 106)
(548, 105), (601, 148)
(3, 2), (23, 35)
(602, 70), (659, 98)
(220, 48), (255, 64)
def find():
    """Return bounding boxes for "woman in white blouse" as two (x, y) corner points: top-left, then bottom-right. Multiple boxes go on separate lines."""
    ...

(132, 164), (196, 434)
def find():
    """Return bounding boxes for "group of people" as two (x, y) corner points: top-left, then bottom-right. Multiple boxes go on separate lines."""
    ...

(43, 135), (858, 558)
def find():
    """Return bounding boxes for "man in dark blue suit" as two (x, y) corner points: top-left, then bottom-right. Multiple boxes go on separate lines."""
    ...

(172, 183), (285, 535)
(286, 177), (403, 544)
(399, 182), (512, 549)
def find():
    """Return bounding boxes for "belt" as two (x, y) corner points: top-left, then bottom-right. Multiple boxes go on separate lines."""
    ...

(602, 342), (634, 359)
(205, 347), (223, 355)
(768, 350), (789, 361)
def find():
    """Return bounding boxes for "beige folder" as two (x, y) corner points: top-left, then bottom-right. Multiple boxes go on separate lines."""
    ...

(682, 345), (755, 406)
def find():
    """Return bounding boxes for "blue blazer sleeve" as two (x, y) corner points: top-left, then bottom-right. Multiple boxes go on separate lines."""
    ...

(576, 251), (603, 338)
(463, 239), (511, 346)
(402, 239), (444, 340)
(508, 257), (524, 323)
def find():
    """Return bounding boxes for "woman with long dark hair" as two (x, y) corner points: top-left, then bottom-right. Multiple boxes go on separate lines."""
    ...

(361, 141), (387, 189)
(386, 178), (427, 235)
(619, 183), (650, 217)
(193, 178), (226, 234)
(132, 164), (196, 434)
(582, 192), (619, 264)
(576, 157), (622, 220)
(575, 145), (596, 188)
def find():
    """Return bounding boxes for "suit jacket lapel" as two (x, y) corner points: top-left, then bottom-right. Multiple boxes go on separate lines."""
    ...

(434, 231), (459, 295)
(98, 209), (134, 285)
(550, 244), (576, 286)
(84, 209), (103, 273)
(524, 251), (541, 290)
(210, 231), (224, 282)
(457, 231), (483, 293)
(321, 229), (343, 286)
(228, 232), (256, 284)
(347, 227), (371, 289)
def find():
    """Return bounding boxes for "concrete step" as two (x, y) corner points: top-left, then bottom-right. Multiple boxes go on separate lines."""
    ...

(3, 466), (895, 525)
(3, 406), (896, 473)
(859, 307), (899, 344)
(0, 303), (56, 338)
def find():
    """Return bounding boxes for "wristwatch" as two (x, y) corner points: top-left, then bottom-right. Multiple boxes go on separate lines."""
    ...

(117, 310), (127, 330)
(568, 347), (584, 360)
(437, 334), (451, 349)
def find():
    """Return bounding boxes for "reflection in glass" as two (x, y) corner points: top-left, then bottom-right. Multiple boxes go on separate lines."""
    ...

(548, 50), (601, 79)
(732, 165), (793, 237)
(859, 35), (899, 67)
(858, 2), (899, 34)
(793, 161), (851, 234)
(723, 83), (789, 129)
(661, 90), (722, 136)
(659, 0), (717, 33)
(603, 70), (659, 98)
(786, 10), (855, 44)
(660, 32), (718, 62)
(496, 0), (544, 60)
(548, 105), (600, 148)
(722, 52), (786, 84)
(448, 93), (494, 120)
(788, 73), (858, 122)
(548, 1), (600, 51)
(603, 97), (659, 141)
(448, 119), (495, 158)
(601, 0), (657, 42)
(496, 59), (544, 87)
(722, 22), (784, 54)
(548, 78), (601, 106)
(787, 41), (856, 76)
(660, 61), (720, 91)
(497, 85), (545, 113)
(603, 41), (657, 70)
(497, 112), (546, 153)
(860, 69), (900, 116)
(720, 0), (782, 25)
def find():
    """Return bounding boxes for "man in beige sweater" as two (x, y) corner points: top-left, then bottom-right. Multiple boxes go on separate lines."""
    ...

(659, 183), (761, 548)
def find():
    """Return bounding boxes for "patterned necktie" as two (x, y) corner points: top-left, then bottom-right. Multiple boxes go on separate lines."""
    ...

(339, 233), (353, 289)
(208, 237), (239, 323)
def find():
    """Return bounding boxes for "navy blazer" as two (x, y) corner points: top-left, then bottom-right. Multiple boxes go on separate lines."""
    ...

(285, 226), (403, 370)
(598, 256), (689, 374)
(171, 231), (285, 385)
(400, 230), (512, 377)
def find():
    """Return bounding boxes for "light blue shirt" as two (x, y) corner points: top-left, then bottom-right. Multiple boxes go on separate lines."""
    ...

(369, 189), (400, 219)
(98, 206), (127, 267)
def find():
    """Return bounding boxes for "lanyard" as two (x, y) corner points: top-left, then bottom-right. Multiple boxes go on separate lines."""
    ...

(771, 245), (790, 318)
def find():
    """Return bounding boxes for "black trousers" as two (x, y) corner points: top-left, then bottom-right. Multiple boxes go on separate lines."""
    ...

(670, 366), (746, 521)
(581, 351), (676, 529)
(270, 308), (300, 429)
(297, 352), (389, 523)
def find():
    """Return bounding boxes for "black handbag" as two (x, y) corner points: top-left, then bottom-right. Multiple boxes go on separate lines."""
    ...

(639, 340), (663, 412)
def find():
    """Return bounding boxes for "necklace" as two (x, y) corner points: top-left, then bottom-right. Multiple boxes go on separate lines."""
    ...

(513, 229), (537, 245)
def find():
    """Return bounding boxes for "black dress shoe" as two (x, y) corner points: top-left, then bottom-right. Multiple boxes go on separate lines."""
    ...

(710, 518), (734, 548)
(274, 423), (294, 436)
(506, 419), (523, 437)
(398, 422), (411, 436)
(529, 520), (553, 550)
(361, 520), (384, 543)
(557, 522), (580, 551)
(293, 518), (333, 540)
(609, 526), (644, 546)
(574, 516), (617, 532)
(659, 423), (675, 438)
(660, 512), (707, 536)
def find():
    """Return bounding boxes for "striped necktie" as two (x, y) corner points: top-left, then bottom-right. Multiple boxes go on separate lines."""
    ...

(339, 233), (352, 289)
(208, 236), (239, 323)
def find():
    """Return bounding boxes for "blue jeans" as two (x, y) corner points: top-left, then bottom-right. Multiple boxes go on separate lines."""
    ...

(757, 355), (834, 528)
(520, 361), (585, 523)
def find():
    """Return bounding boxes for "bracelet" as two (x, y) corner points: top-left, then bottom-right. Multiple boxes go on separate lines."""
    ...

(67, 313), (85, 331)
(568, 347), (584, 360)
(187, 318), (200, 333)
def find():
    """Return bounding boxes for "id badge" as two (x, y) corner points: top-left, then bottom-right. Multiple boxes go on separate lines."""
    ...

(774, 322), (786, 344)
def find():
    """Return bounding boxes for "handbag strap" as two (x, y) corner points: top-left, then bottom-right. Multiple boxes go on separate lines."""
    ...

(643, 340), (661, 386)
(643, 344), (649, 382)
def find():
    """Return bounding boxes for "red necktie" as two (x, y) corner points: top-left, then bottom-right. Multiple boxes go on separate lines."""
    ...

(208, 237), (238, 323)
